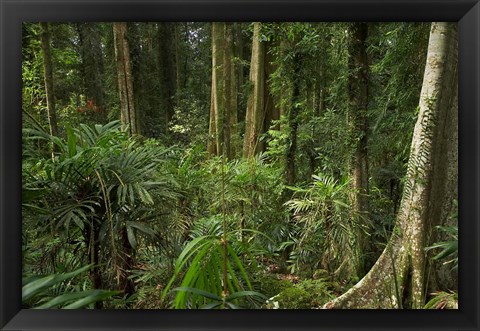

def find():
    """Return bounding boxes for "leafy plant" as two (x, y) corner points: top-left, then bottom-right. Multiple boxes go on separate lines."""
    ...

(161, 230), (265, 309)
(23, 264), (119, 309)
(425, 225), (458, 270)
(284, 174), (363, 278)
(424, 291), (458, 309)
(23, 121), (178, 294)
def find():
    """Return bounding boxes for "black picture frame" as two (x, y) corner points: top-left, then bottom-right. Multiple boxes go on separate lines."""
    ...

(1, 0), (479, 330)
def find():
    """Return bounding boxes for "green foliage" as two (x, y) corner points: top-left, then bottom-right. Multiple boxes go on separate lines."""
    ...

(23, 121), (178, 293)
(20, 22), (451, 310)
(269, 279), (334, 309)
(425, 200), (458, 271)
(424, 291), (458, 309)
(426, 225), (458, 270)
(23, 264), (119, 309)
(253, 274), (294, 298)
(284, 174), (362, 278)
(161, 226), (265, 309)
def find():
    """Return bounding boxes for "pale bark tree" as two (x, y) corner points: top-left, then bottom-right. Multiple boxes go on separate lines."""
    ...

(113, 22), (138, 135)
(243, 23), (280, 158)
(208, 22), (226, 156)
(223, 23), (236, 158)
(207, 23), (238, 158)
(39, 22), (59, 138)
(324, 22), (458, 309)
(243, 22), (266, 158)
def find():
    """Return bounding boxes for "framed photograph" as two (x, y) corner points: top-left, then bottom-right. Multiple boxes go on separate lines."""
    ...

(1, 0), (479, 330)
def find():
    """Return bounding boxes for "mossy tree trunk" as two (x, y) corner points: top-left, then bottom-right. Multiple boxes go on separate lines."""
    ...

(324, 22), (457, 309)
(113, 22), (138, 135)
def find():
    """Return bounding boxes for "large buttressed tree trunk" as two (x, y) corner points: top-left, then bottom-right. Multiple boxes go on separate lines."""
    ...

(113, 22), (138, 135)
(347, 22), (370, 275)
(324, 22), (457, 309)
(39, 22), (59, 138)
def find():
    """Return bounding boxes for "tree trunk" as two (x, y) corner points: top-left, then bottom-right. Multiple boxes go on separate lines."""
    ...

(119, 228), (136, 298)
(263, 39), (280, 147)
(113, 22), (138, 135)
(174, 25), (184, 94)
(285, 54), (301, 186)
(347, 23), (370, 276)
(323, 22), (458, 309)
(207, 24), (217, 155)
(158, 23), (176, 134)
(223, 23), (234, 158)
(84, 219), (103, 308)
(39, 22), (59, 138)
(230, 32), (239, 158)
(77, 23), (106, 121)
(208, 23), (226, 156)
(243, 23), (266, 158)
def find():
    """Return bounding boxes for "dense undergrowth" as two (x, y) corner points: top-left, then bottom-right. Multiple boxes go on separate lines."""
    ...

(23, 120), (458, 309)
(22, 121), (392, 309)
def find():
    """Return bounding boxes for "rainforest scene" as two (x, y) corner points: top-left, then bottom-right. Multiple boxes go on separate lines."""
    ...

(21, 22), (458, 309)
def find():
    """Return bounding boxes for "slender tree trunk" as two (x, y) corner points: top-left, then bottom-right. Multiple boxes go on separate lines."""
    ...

(347, 23), (370, 276)
(84, 220), (103, 308)
(120, 228), (136, 297)
(285, 54), (302, 186)
(208, 23), (226, 156)
(174, 25), (184, 94)
(230, 36), (239, 158)
(207, 26), (217, 155)
(234, 23), (248, 118)
(77, 23), (106, 121)
(263, 39), (280, 148)
(113, 22), (138, 135)
(39, 22), (59, 138)
(208, 86), (218, 155)
(158, 23), (176, 134)
(223, 23), (234, 158)
(324, 22), (458, 309)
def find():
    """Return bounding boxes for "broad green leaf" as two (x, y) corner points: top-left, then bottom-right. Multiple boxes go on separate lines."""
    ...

(126, 221), (156, 237)
(23, 264), (92, 301)
(173, 287), (222, 301)
(62, 290), (119, 309)
(126, 226), (137, 249)
(34, 289), (118, 309)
